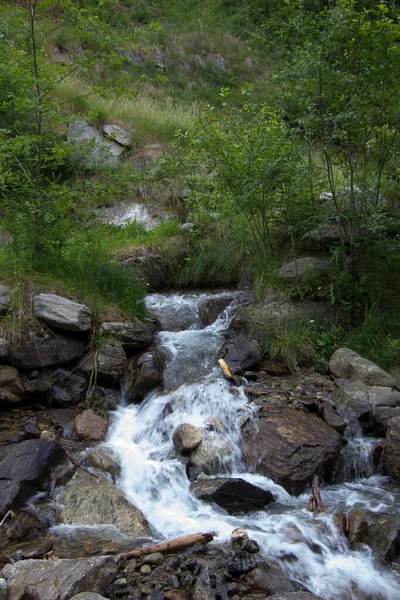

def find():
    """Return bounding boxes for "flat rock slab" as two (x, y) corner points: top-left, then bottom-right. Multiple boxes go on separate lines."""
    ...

(79, 343), (127, 385)
(2, 555), (116, 600)
(11, 332), (86, 369)
(191, 477), (274, 514)
(103, 124), (132, 147)
(100, 321), (154, 350)
(33, 294), (91, 332)
(242, 407), (342, 494)
(279, 257), (330, 280)
(330, 348), (397, 389)
(335, 379), (400, 417)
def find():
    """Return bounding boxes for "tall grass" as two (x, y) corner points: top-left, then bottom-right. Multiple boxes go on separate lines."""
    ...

(56, 77), (201, 146)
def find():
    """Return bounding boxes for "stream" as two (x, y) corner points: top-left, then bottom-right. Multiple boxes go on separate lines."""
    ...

(106, 291), (400, 600)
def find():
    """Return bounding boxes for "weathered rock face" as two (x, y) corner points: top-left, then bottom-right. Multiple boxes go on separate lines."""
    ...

(320, 402), (347, 434)
(49, 369), (88, 407)
(370, 407), (400, 435)
(189, 437), (233, 476)
(74, 409), (108, 442)
(103, 123), (132, 147)
(268, 594), (324, 600)
(279, 257), (330, 281)
(33, 294), (91, 332)
(87, 386), (120, 415)
(172, 424), (204, 455)
(121, 245), (179, 290)
(335, 379), (400, 418)
(244, 558), (296, 595)
(59, 473), (150, 536)
(0, 338), (9, 359)
(219, 331), (262, 374)
(70, 594), (110, 600)
(0, 439), (64, 516)
(124, 351), (164, 401)
(68, 119), (124, 169)
(383, 416), (400, 482)
(49, 409), (77, 440)
(0, 284), (11, 315)
(303, 223), (348, 247)
(330, 348), (397, 389)
(88, 446), (121, 479)
(0, 365), (24, 406)
(99, 321), (154, 351)
(198, 295), (234, 326)
(348, 510), (368, 549)
(79, 343), (127, 385)
(191, 477), (274, 514)
(242, 407), (342, 494)
(11, 332), (86, 369)
(2, 555), (116, 600)
(367, 512), (400, 563)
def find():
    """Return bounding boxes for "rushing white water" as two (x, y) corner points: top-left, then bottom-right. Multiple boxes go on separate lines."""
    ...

(107, 292), (400, 600)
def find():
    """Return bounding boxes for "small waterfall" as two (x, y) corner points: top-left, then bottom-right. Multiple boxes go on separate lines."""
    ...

(107, 291), (400, 600)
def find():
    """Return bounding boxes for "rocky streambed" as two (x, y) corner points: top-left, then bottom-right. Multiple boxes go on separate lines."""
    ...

(1, 290), (400, 600)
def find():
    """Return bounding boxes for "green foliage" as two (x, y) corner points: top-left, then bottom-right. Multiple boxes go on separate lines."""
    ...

(266, 321), (317, 373)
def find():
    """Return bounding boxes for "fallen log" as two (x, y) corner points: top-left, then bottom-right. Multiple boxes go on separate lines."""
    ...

(123, 532), (215, 559)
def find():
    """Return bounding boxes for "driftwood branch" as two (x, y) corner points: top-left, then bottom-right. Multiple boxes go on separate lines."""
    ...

(123, 532), (215, 560)
(308, 474), (324, 513)
(60, 445), (99, 479)
(218, 359), (242, 386)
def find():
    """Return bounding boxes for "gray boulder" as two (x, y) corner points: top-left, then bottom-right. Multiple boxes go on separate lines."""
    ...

(241, 407), (341, 494)
(11, 332), (86, 369)
(279, 257), (330, 281)
(191, 477), (274, 514)
(59, 472), (150, 536)
(198, 295), (235, 326)
(33, 294), (91, 332)
(0, 284), (11, 315)
(0, 365), (24, 406)
(74, 409), (109, 442)
(219, 331), (262, 374)
(124, 350), (164, 401)
(383, 416), (400, 482)
(0, 439), (64, 517)
(268, 594), (324, 600)
(0, 338), (9, 359)
(103, 124), (132, 147)
(78, 343), (127, 385)
(2, 555), (116, 600)
(189, 437), (233, 475)
(99, 321), (154, 350)
(68, 119), (123, 169)
(330, 348), (397, 389)
(49, 369), (88, 407)
(173, 423), (204, 455)
(367, 512), (400, 563)
(335, 379), (400, 418)
(244, 558), (296, 595)
(303, 224), (348, 246)
(71, 595), (110, 600)
(370, 407), (400, 436)
(88, 446), (121, 479)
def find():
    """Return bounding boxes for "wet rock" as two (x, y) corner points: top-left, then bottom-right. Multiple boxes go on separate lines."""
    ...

(279, 257), (330, 281)
(348, 510), (368, 549)
(320, 402), (347, 434)
(23, 421), (41, 439)
(258, 360), (289, 375)
(87, 387), (119, 415)
(99, 321), (154, 351)
(244, 558), (296, 594)
(192, 567), (214, 600)
(49, 409), (77, 440)
(228, 540), (261, 575)
(70, 594), (110, 600)
(219, 331), (262, 375)
(231, 528), (249, 550)
(198, 295), (234, 326)
(335, 379), (400, 418)
(88, 446), (121, 479)
(370, 407), (400, 435)
(78, 343), (127, 385)
(50, 524), (146, 558)
(0, 579), (5, 600)
(33, 294), (91, 332)
(103, 124), (132, 148)
(383, 416), (400, 481)
(333, 511), (348, 536)
(74, 409), (108, 442)
(142, 552), (164, 566)
(11, 332), (86, 369)
(59, 472), (150, 536)
(49, 369), (88, 407)
(124, 350), (165, 401)
(0, 338), (9, 359)
(20, 371), (52, 399)
(189, 437), (233, 475)
(0, 439), (64, 517)
(241, 407), (342, 494)
(330, 348), (397, 389)
(6, 507), (47, 541)
(3, 555), (116, 600)
(0, 284), (11, 315)
(191, 478), (274, 514)
(68, 119), (123, 169)
(0, 366), (24, 406)
(268, 594), (324, 600)
(173, 424), (204, 455)
(367, 512), (400, 563)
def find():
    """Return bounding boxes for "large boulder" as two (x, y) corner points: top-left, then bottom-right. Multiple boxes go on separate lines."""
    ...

(10, 332), (86, 369)
(370, 407), (400, 436)
(121, 245), (181, 290)
(191, 477), (274, 514)
(124, 350), (164, 401)
(2, 555), (116, 600)
(303, 223), (348, 247)
(103, 123), (132, 147)
(68, 119), (123, 169)
(88, 446), (121, 479)
(0, 439), (64, 517)
(244, 558), (296, 595)
(279, 257), (330, 281)
(189, 437), (233, 476)
(173, 424), (204, 455)
(74, 409), (108, 442)
(330, 348), (397, 389)
(99, 321), (154, 351)
(78, 343), (127, 385)
(241, 407), (342, 494)
(59, 473), (150, 536)
(198, 295), (236, 326)
(0, 365), (24, 407)
(33, 294), (91, 332)
(49, 369), (88, 407)
(383, 416), (400, 481)
(219, 331), (262, 374)
(0, 284), (11, 315)
(367, 512), (400, 563)
(335, 379), (400, 418)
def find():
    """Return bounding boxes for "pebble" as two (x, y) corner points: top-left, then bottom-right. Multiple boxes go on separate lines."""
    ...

(141, 564), (152, 574)
(143, 552), (164, 566)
